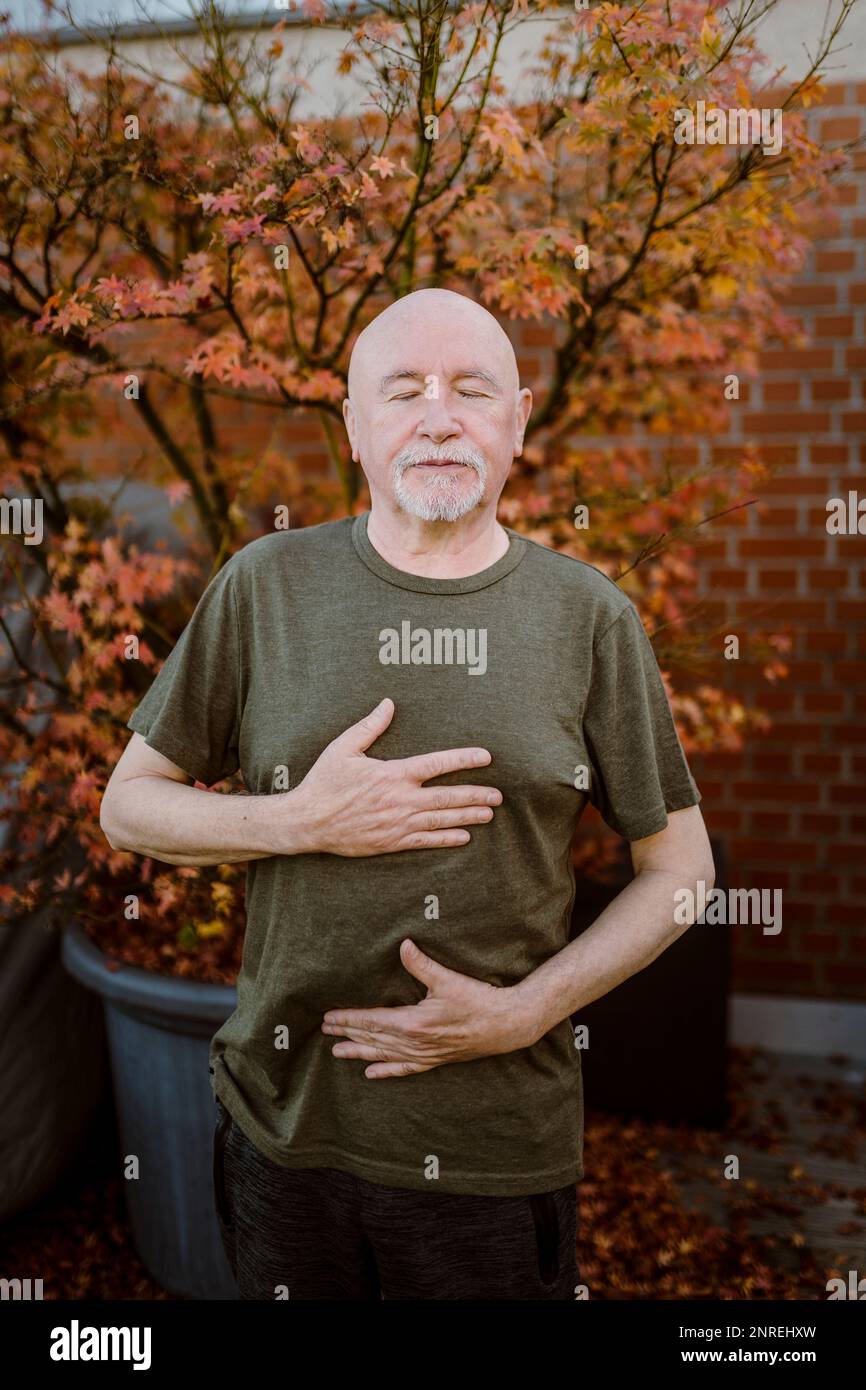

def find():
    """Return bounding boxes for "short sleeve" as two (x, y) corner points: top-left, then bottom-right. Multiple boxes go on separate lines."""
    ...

(582, 602), (701, 841)
(126, 555), (242, 788)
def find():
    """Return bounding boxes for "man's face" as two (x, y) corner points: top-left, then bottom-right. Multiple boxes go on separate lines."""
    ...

(343, 307), (532, 523)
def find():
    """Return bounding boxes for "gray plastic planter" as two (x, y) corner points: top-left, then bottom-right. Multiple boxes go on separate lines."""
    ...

(61, 921), (239, 1300)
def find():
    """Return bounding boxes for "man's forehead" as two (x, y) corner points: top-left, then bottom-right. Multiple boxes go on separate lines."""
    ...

(348, 299), (517, 397)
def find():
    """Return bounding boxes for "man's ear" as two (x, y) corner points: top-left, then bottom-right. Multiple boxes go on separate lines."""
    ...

(342, 397), (358, 461)
(514, 386), (533, 456)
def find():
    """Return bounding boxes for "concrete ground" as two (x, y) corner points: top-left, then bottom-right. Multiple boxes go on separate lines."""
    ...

(656, 1048), (866, 1287)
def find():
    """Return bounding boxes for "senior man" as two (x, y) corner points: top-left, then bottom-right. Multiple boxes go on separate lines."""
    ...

(101, 287), (713, 1301)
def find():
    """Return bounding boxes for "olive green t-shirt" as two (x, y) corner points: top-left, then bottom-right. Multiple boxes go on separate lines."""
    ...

(126, 512), (701, 1196)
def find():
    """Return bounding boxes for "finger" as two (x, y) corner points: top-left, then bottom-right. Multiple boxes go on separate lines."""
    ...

(325, 1024), (395, 1045)
(398, 746), (493, 783)
(393, 829), (472, 850)
(335, 697), (395, 754)
(322, 1007), (417, 1036)
(327, 1020), (439, 1057)
(406, 805), (495, 832)
(414, 784), (503, 810)
(331, 1041), (416, 1061)
(365, 1061), (437, 1078)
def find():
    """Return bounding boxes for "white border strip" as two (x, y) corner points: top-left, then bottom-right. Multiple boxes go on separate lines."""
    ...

(731, 993), (866, 1063)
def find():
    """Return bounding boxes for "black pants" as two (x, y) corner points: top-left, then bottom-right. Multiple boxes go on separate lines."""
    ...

(213, 1097), (579, 1300)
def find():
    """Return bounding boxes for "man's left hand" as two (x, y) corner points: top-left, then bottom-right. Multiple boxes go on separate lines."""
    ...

(321, 939), (535, 1078)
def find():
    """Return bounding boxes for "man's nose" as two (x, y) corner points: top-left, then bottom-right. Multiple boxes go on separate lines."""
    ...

(417, 396), (463, 437)
(419, 427), (462, 444)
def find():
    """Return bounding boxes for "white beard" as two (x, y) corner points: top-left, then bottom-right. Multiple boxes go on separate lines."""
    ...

(393, 460), (487, 522)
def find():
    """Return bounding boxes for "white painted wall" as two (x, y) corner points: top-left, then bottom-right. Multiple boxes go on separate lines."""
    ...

(14, 2), (866, 115)
(731, 993), (866, 1064)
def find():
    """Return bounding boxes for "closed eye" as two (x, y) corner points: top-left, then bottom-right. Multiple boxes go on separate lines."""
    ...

(392, 390), (485, 400)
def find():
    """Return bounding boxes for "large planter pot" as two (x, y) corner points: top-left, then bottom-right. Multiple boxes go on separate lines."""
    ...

(61, 921), (239, 1300)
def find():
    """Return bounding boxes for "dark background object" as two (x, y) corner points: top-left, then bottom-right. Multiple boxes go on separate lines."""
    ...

(0, 836), (108, 1222)
(569, 837), (729, 1130)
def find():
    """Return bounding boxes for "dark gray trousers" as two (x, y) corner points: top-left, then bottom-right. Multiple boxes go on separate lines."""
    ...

(213, 1096), (579, 1301)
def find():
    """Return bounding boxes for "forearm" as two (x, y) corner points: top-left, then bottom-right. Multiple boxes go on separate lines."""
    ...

(101, 778), (315, 866)
(512, 865), (709, 1044)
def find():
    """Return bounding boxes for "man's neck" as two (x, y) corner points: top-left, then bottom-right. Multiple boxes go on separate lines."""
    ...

(365, 506), (511, 580)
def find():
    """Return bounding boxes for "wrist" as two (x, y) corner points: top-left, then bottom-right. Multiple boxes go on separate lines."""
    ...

(507, 982), (547, 1049)
(509, 974), (566, 1048)
(259, 784), (322, 856)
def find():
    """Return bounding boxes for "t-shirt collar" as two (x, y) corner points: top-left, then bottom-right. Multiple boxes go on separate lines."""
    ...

(351, 510), (527, 595)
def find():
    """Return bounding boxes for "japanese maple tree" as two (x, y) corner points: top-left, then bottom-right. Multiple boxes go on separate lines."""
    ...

(0, 0), (853, 978)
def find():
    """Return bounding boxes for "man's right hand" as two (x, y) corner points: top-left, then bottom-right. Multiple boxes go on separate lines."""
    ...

(285, 697), (502, 857)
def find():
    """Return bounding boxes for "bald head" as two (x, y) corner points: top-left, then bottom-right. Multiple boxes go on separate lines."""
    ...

(346, 288), (520, 402)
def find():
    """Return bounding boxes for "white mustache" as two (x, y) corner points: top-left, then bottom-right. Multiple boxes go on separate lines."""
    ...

(393, 448), (485, 475)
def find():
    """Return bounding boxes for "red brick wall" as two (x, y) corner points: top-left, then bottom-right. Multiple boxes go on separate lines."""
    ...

(686, 83), (865, 1003)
